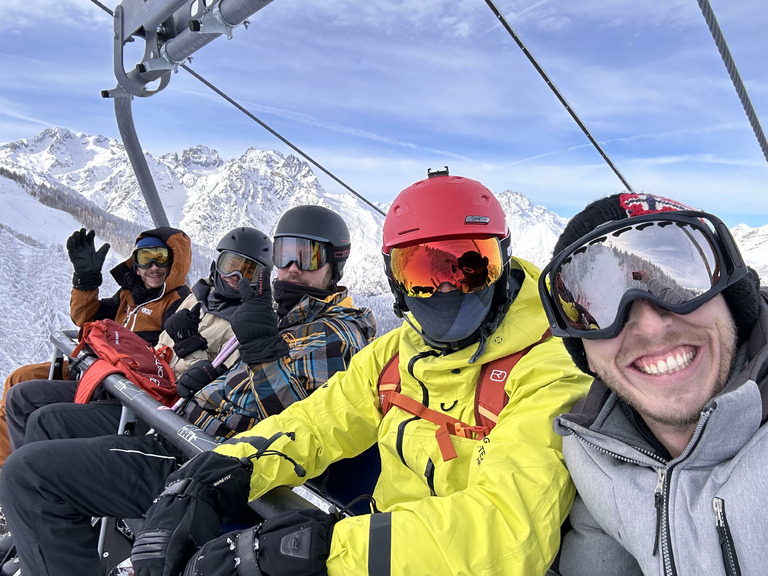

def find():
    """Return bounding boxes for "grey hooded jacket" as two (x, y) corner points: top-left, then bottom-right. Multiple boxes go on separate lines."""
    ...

(551, 290), (768, 576)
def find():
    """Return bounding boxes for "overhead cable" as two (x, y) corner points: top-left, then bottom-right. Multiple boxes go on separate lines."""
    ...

(696, 0), (768, 164)
(483, 0), (634, 192)
(88, 0), (385, 217)
(181, 65), (386, 216)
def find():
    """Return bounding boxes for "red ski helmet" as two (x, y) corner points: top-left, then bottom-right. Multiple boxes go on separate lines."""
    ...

(382, 169), (509, 254)
(383, 168), (514, 323)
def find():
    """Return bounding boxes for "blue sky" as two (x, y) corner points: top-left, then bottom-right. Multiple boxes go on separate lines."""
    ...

(1, 0), (766, 227)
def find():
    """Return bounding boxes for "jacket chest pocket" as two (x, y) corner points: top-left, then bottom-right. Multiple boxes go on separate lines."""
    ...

(391, 416), (474, 494)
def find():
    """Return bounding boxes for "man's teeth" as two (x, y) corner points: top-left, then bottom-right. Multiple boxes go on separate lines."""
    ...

(640, 350), (696, 375)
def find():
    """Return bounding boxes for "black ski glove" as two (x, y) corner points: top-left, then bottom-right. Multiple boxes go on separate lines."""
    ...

(131, 451), (252, 576)
(164, 303), (208, 358)
(182, 509), (337, 576)
(176, 359), (226, 398)
(66, 228), (110, 291)
(230, 275), (290, 367)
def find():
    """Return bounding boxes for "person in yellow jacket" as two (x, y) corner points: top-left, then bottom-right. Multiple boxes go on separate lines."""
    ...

(129, 169), (591, 576)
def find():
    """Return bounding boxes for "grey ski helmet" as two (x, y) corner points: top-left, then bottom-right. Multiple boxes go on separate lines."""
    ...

(273, 205), (351, 288)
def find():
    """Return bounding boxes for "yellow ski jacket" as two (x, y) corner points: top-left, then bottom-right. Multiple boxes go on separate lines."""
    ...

(216, 257), (591, 575)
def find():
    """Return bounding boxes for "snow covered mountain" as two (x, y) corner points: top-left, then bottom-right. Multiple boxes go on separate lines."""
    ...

(1, 127), (766, 380)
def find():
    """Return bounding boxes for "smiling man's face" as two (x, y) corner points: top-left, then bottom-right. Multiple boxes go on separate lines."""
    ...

(583, 295), (736, 430)
(136, 262), (169, 289)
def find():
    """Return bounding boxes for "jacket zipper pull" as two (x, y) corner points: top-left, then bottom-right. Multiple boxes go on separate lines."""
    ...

(714, 497), (742, 576)
(424, 458), (437, 497)
(714, 496), (725, 528)
(652, 468), (666, 557)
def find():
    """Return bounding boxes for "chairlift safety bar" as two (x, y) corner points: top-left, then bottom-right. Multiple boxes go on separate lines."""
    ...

(48, 330), (325, 517)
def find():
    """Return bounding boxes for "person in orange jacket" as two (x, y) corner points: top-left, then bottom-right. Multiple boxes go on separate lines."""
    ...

(0, 227), (192, 464)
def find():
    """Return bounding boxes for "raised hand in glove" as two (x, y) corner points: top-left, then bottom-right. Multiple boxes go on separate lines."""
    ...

(164, 303), (208, 358)
(66, 228), (110, 291)
(182, 508), (337, 576)
(131, 451), (252, 576)
(230, 274), (290, 367)
(176, 359), (226, 398)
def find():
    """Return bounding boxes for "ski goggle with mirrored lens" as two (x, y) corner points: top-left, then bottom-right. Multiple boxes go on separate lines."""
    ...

(216, 250), (265, 284)
(133, 246), (173, 269)
(273, 237), (327, 271)
(538, 211), (747, 340)
(386, 237), (504, 298)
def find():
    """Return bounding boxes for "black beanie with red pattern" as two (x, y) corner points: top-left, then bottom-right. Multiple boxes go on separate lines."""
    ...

(553, 193), (761, 376)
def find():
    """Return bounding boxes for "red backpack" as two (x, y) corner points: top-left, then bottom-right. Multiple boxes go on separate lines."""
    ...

(378, 330), (550, 461)
(72, 319), (179, 407)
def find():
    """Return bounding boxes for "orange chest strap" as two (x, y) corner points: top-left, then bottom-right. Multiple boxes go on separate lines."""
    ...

(382, 389), (490, 461)
(378, 329), (551, 462)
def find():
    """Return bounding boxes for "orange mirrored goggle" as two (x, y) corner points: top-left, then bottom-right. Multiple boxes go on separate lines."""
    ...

(389, 237), (503, 298)
(133, 246), (173, 268)
(216, 250), (265, 284)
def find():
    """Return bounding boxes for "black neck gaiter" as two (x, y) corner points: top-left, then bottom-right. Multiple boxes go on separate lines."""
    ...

(273, 280), (334, 318)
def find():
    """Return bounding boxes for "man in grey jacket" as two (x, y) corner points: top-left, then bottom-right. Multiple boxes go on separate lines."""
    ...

(538, 192), (765, 576)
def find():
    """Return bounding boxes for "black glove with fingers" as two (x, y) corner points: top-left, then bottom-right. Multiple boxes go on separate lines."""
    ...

(131, 451), (253, 576)
(182, 508), (337, 576)
(165, 303), (208, 358)
(230, 274), (290, 367)
(66, 228), (110, 290)
(176, 359), (226, 398)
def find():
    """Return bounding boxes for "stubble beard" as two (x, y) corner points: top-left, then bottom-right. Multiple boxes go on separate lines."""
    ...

(602, 319), (738, 428)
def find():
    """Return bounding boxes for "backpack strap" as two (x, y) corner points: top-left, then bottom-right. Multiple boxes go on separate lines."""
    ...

(377, 329), (552, 462)
(71, 322), (99, 358)
(384, 390), (488, 461)
(377, 353), (401, 416)
(74, 359), (124, 403)
(378, 351), (491, 461)
(474, 328), (551, 429)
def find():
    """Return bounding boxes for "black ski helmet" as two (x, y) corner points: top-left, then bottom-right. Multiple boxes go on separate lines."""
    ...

(216, 227), (273, 267)
(273, 205), (351, 288)
(211, 227), (273, 299)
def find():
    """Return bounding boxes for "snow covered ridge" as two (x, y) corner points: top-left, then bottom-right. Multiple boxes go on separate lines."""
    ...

(1, 127), (766, 379)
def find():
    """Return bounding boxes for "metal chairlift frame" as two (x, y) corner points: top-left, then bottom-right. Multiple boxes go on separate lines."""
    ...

(103, 0), (277, 229)
(48, 330), (331, 571)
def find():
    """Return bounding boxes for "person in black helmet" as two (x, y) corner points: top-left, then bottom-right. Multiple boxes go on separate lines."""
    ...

(271, 203), (351, 298)
(0, 207), (377, 576)
(180, 204), (370, 437)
